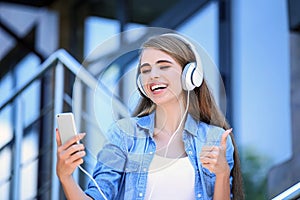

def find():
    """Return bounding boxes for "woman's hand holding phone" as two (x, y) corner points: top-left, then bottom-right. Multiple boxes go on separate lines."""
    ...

(55, 129), (86, 180)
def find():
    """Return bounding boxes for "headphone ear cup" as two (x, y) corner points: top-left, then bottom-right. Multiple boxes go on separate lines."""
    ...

(182, 62), (197, 91)
(163, 33), (204, 90)
(137, 76), (147, 97)
(191, 63), (203, 88)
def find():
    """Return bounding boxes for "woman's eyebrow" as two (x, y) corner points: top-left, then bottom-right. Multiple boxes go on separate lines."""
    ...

(140, 63), (150, 69)
(140, 60), (173, 69)
(156, 60), (173, 65)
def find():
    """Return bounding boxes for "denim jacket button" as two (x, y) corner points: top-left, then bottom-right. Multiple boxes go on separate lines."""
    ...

(188, 151), (193, 155)
(139, 193), (143, 197)
(197, 193), (202, 198)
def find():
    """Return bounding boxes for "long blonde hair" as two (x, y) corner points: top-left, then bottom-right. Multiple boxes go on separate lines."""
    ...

(133, 34), (244, 200)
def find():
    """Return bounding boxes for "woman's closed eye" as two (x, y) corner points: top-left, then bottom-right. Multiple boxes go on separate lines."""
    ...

(140, 67), (151, 74)
(140, 64), (171, 74)
(159, 65), (171, 70)
(141, 69), (150, 74)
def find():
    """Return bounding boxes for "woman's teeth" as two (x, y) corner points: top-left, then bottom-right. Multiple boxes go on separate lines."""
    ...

(151, 84), (167, 91)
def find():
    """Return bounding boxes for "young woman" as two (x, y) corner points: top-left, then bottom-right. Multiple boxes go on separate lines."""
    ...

(56, 33), (244, 200)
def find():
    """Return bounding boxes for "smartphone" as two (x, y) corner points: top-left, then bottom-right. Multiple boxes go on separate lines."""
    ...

(56, 112), (78, 144)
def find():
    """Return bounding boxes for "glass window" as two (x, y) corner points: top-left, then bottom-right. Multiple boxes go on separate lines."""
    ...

(14, 53), (40, 87)
(0, 72), (13, 106)
(20, 81), (41, 127)
(13, 53), (41, 127)
(232, 0), (291, 166)
(0, 147), (12, 199)
(0, 101), (13, 199)
(0, 106), (13, 148)
(20, 129), (38, 199)
(177, 2), (219, 64)
(84, 17), (119, 57)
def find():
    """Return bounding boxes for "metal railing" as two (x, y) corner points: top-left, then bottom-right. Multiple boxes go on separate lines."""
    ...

(0, 49), (128, 200)
(0, 49), (128, 115)
(272, 182), (300, 200)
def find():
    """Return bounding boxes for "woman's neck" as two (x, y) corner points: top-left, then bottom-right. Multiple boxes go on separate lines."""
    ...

(155, 98), (187, 134)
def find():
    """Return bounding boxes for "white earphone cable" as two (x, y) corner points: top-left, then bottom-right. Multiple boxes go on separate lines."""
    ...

(164, 90), (190, 157)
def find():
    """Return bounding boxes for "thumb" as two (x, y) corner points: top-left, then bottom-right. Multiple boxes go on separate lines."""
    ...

(221, 128), (232, 149)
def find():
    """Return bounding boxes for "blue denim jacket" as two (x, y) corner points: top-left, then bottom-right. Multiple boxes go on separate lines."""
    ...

(85, 112), (234, 200)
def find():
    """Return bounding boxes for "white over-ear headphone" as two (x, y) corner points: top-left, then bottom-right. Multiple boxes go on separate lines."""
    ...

(137, 33), (204, 97)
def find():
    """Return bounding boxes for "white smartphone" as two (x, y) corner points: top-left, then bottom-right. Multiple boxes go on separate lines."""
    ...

(56, 112), (78, 144)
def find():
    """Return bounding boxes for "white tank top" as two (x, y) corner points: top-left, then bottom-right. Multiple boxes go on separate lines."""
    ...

(145, 155), (195, 200)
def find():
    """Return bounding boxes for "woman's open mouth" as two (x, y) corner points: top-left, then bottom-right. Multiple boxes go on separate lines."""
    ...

(149, 83), (168, 94)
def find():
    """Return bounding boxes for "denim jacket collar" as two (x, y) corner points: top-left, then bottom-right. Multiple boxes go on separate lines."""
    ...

(136, 111), (198, 137)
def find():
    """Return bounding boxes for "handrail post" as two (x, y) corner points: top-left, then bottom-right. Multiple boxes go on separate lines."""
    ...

(51, 61), (64, 200)
(11, 99), (23, 200)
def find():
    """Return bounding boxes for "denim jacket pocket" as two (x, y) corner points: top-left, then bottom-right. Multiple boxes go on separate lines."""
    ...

(125, 153), (144, 172)
(125, 160), (140, 173)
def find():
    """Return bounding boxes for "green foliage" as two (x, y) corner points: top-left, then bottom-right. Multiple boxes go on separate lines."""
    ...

(241, 147), (271, 200)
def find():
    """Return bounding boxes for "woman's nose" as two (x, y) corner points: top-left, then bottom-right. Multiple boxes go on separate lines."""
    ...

(150, 68), (160, 79)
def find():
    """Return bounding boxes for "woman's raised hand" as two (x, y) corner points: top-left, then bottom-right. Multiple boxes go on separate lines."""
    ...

(200, 129), (232, 176)
(56, 129), (86, 180)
